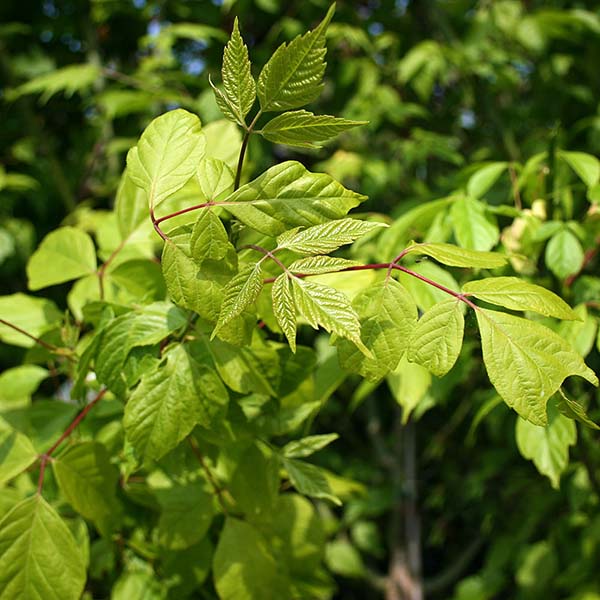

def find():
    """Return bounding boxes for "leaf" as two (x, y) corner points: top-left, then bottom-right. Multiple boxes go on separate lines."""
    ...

(257, 4), (335, 111)
(213, 518), (291, 600)
(291, 277), (369, 356)
(277, 218), (385, 255)
(475, 308), (598, 425)
(124, 344), (228, 460)
(557, 304), (598, 357)
(0, 365), (48, 410)
(397, 262), (460, 310)
(404, 242), (507, 269)
(196, 157), (234, 202)
(466, 162), (509, 198)
(152, 480), (214, 550)
(52, 441), (121, 532)
(0, 418), (38, 485)
(0, 293), (61, 348)
(223, 161), (366, 236)
(115, 169), (148, 239)
(408, 298), (464, 377)
(272, 274), (297, 353)
(463, 277), (578, 320)
(212, 263), (263, 337)
(337, 279), (418, 380)
(555, 388), (600, 430)
(213, 18), (256, 125)
(283, 433), (339, 458)
(450, 196), (499, 251)
(190, 210), (234, 262)
(126, 109), (206, 210)
(387, 355), (432, 424)
(261, 110), (366, 147)
(545, 229), (584, 279)
(325, 539), (365, 578)
(287, 256), (361, 275)
(283, 457), (341, 505)
(0, 495), (86, 600)
(27, 227), (97, 290)
(558, 150), (600, 188)
(516, 400), (577, 488)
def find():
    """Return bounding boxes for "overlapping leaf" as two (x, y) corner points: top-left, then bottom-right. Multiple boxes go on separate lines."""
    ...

(404, 241), (507, 268)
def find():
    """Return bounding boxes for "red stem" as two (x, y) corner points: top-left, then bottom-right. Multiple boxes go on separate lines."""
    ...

(37, 388), (107, 493)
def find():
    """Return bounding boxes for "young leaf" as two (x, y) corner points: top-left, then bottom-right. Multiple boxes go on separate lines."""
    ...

(0, 418), (38, 485)
(257, 4), (335, 112)
(277, 218), (386, 255)
(190, 210), (234, 263)
(476, 308), (598, 426)
(404, 242), (507, 269)
(283, 433), (339, 458)
(288, 256), (361, 275)
(408, 298), (464, 377)
(555, 388), (600, 430)
(223, 161), (366, 236)
(212, 263), (263, 337)
(216, 18), (256, 125)
(291, 277), (370, 356)
(126, 109), (206, 210)
(272, 274), (297, 352)
(0, 495), (86, 600)
(282, 457), (341, 505)
(516, 400), (577, 489)
(337, 279), (418, 381)
(52, 441), (121, 532)
(124, 344), (228, 460)
(463, 277), (578, 320)
(545, 229), (583, 279)
(261, 110), (366, 147)
(196, 157), (234, 202)
(27, 227), (97, 290)
(115, 168), (147, 239)
(450, 195), (499, 251)
(466, 162), (508, 198)
(558, 150), (600, 188)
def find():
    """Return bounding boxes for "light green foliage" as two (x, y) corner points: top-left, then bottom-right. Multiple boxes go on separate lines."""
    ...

(337, 279), (418, 380)
(387, 356), (432, 424)
(223, 161), (366, 236)
(287, 256), (360, 275)
(476, 308), (598, 425)
(196, 158), (235, 202)
(463, 277), (578, 319)
(0, 365), (48, 409)
(404, 242), (507, 268)
(257, 4), (334, 111)
(115, 169), (147, 238)
(466, 162), (509, 198)
(516, 400), (577, 488)
(27, 227), (97, 290)
(558, 150), (600, 188)
(211, 18), (256, 126)
(408, 299), (464, 377)
(124, 344), (228, 460)
(127, 109), (206, 209)
(283, 433), (339, 458)
(261, 110), (366, 147)
(0, 418), (38, 485)
(283, 458), (341, 505)
(272, 274), (297, 352)
(450, 195), (499, 251)
(0, 294), (61, 347)
(0, 496), (86, 600)
(545, 229), (584, 279)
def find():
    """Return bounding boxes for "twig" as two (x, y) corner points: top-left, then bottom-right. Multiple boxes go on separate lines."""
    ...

(188, 437), (230, 515)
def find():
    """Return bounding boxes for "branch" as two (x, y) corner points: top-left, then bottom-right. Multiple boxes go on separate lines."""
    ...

(234, 110), (262, 191)
(37, 387), (107, 493)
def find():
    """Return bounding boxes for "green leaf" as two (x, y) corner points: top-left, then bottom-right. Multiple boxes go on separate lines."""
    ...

(476, 308), (598, 425)
(261, 110), (366, 148)
(52, 441), (121, 532)
(0, 294), (61, 348)
(272, 274), (297, 353)
(95, 302), (188, 395)
(152, 480), (214, 549)
(545, 229), (584, 279)
(112, 572), (166, 600)
(223, 161), (366, 236)
(325, 539), (365, 578)
(516, 399), (577, 488)
(212, 263), (263, 337)
(0, 495), (86, 600)
(408, 298), (464, 377)
(291, 277), (369, 355)
(283, 433), (339, 458)
(124, 344), (228, 460)
(450, 196), (499, 251)
(277, 218), (385, 255)
(115, 168), (148, 239)
(404, 242), (507, 269)
(213, 518), (291, 600)
(557, 304), (598, 357)
(466, 162), (509, 198)
(287, 256), (361, 275)
(283, 457), (341, 505)
(463, 277), (578, 320)
(213, 18), (256, 125)
(0, 365), (48, 409)
(196, 157), (234, 202)
(558, 150), (600, 188)
(126, 109), (206, 210)
(0, 418), (38, 485)
(257, 4), (335, 111)
(337, 279), (418, 380)
(387, 355), (432, 424)
(555, 388), (600, 430)
(190, 210), (234, 262)
(27, 227), (97, 290)
(396, 262), (460, 310)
